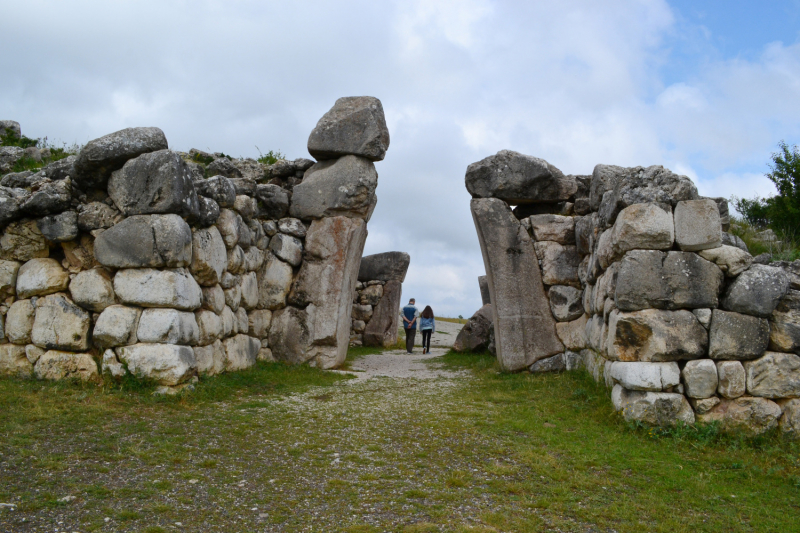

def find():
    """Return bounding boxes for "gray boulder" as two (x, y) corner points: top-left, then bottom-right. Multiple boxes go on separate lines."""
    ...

(34, 351), (98, 382)
(357, 251), (411, 282)
(0, 120), (21, 138)
(1, 170), (42, 188)
(195, 175), (236, 207)
(744, 352), (800, 399)
(77, 201), (120, 231)
(268, 233), (303, 266)
(255, 184), (290, 219)
(465, 151), (577, 204)
(36, 211), (78, 242)
(116, 343), (196, 386)
(698, 397), (782, 435)
(278, 218), (307, 238)
(548, 285), (584, 322)
(42, 156), (77, 181)
(615, 250), (723, 311)
(722, 264), (790, 318)
(708, 309), (770, 360)
(529, 214), (575, 244)
(608, 361), (680, 391)
(94, 214), (192, 268)
(453, 304), (493, 352)
(0, 186), (28, 226)
(307, 96), (390, 162)
(682, 359), (718, 399)
(606, 309), (707, 362)
(697, 245), (753, 277)
(529, 353), (566, 373)
(534, 242), (580, 286)
(716, 360), (746, 399)
(196, 196), (220, 227)
(31, 293), (92, 351)
(73, 127), (168, 189)
(290, 155), (378, 220)
(21, 178), (72, 215)
(611, 386), (695, 426)
(674, 199), (722, 251)
(206, 157), (242, 180)
(190, 226), (227, 286)
(108, 150), (199, 219)
(770, 290), (800, 353)
(0, 147), (25, 174)
(722, 231), (748, 252)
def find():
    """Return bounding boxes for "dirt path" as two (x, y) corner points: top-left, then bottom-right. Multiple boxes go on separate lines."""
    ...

(335, 347), (466, 381)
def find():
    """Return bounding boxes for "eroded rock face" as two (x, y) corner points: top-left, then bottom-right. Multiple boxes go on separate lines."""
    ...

(611, 386), (695, 426)
(478, 275), (490, 305)
(137, 308), (199, 345)
(605, 203), (674, 262)
(548, 285), (584, 322)
(195, 176), (236, 208)
(682, 359), (718, 399)
(674, 199), (722, 251)
(290, 155), (378, 220)
(94, 214), (192, 268)
(6, 300), (35, 344)
(116, 343), (196, 386)
(470, 198), (563, 371)
(453, 304), (494, 353)
(0, 344), (32, 378)
(113, 268), (202, 310)
(608, 361), (680, 392)
(31, 293), (91, 351)
(529, 214), (575, 244)
(307, 96), (390, 162)
(93, 305), (140, 348)
(697, 397), (782, 435)
(708, 309), (770, 360)
(37, 211), (78, 242)
(256, 254), (293, 310)
(744, 352), (800, 399)
(190, 226), (227, 286)
(722, 264), (790, 318)
(555, 314), (588, 351)
(779, 399), (800, 437)
(222, 334), (260, 371)
(606, 309), (707, 362)
(73, 127), (168, 189)
(717, 360), (746, 399)
(108, 150), (199, 219)
(255, 184), (289, 219)
(466, 151), (577, 204)
(34, 351), (98, 382)
(69, 268), (115, 312)
(697, 245), (753, 278)
(16, 258), (70, 299)
(362, 279), (402, 347)
(358, 252), (410, 282)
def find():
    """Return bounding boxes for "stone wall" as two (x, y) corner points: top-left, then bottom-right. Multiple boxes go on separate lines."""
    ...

(350, 251), (410, 347)
(467, 150), (800, 436)
(0, 96), (390, 390)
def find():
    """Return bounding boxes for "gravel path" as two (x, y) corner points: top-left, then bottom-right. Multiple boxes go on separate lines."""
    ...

(338, 347), (466, 381)
(403, 319), (464, 348)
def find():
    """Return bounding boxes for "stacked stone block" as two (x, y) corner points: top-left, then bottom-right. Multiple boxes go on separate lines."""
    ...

(350, 251), (410, 347)
(467, 151), (800, 436)
(0, 96), (390, 389)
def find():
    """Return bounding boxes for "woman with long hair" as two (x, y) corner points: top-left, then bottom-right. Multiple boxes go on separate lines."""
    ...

(419, 305), (435, 355)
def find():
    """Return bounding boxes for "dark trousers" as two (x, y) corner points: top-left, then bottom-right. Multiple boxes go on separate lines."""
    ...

(421, 329), (432, 351)
(404, 328), (416, 353)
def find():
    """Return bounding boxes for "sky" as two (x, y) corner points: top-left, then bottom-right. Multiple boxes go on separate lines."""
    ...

(2, 0), (800, 318)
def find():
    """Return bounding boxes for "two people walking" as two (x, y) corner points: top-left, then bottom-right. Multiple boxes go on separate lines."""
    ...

(401, 298), (436, 354)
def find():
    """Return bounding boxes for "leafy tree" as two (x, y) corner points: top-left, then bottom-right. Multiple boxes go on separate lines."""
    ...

(732, 141), (800, 232)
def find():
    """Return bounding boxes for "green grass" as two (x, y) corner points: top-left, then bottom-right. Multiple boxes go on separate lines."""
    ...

(0, 349), (797, 532)
(437, 316), (467, 325)
(0, 130), (79, 176)
(730, 217), (800, 261)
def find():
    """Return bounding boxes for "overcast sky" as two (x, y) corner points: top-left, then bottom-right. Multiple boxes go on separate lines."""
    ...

(2, 0), (800, 317)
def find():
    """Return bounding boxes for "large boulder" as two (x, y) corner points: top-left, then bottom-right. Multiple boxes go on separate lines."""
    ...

(611, 385), (695, 426)
(0, 344), (32, 378)
(137, 308), (199, 345)
(716, 360), (746, 399)
(72, 127), (168, 189)
(290, 155), (378, 220)
(0, 147), (25, 174)
(307, 96), (390, 162)
(16, 258), (70, 298)
(256, 254), (294, 310)
(682, 359), (718, 399)
(116, 343), (196, 386)
(5, 299), (35, 344)
(708, 309), (769, 360)
(69, 268), (116, 312)
(94, 214), (192, 268)
(113, 268), (202, 310)
(608, 361), (680, 391)
(108, 150), (199, 219)
(194, 176), (236, 208)
(34, 351), (98, 382)
(744, 352), (800, 399)
(615, 250), (723, 312)
(697, 397), (782, 435)
(189, 226), (227, 286)
(606, 309), (707, 362)
(722, 264), (790, 318)
(769, 290), (800, 353)
(268, 233), (303, 266)
(357, 251), (411, 283)
(194, 339), (226, 376)
(465, 151), (577, 204)
(93, 305), (141, 348)
(548, 285), (583, 322)
(222, 334), (260, 371)
(0, 120), (21, 137)
(255, 184), (290, 219)
(280, 216), (367, 368)
(529, 214), (575, 244)
(453, 304), (494, 352)
(534, 242), (580, 286)
(674, 199), (722, 252)
(697, 245), (753, 278)
(363, 280), (403, 347)
(31, 293), (92, 351)
(555, 314), (588, 351)
(605, 203), (674, 262)
(36, 211), (78, 242)
(470, 198), (563, 371)
(0, 219), (49, 261)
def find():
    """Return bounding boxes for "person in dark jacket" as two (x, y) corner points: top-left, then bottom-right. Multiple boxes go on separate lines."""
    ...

(401, 298), (420, 353)
(419, 305), (435, 354)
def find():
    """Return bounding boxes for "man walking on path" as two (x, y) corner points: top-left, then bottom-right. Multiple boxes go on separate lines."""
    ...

(401, 298), (420, 354)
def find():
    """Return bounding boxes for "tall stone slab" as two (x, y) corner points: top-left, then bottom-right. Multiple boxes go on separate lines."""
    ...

(363, 279), (402, 347)
(470, 198), (563, 371)
(478, 275), (491, 305)
(275, 216), (367, 368)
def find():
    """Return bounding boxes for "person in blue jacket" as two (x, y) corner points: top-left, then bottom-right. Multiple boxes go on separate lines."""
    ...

(401, 298), (420, 353)
(419, 305), (435, 355)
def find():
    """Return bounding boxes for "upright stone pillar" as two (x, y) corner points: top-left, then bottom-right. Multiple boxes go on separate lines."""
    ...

(470, 198), (563, 371)
(363, 280), (402, 347)
(478, 275), (490, 305)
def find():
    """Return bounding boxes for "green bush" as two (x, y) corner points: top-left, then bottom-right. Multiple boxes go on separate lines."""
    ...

(256, 146), (285, 166)
(0, 130), (80, 176)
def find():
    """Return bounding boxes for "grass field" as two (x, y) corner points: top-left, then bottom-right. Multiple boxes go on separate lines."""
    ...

(0, 350), (797, 532)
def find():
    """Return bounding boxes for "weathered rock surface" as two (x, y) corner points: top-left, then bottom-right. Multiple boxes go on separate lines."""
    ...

(363, 280), (402, 347)
(769, 290), (800, 353)
(674, 199), (722, 251)
(716, 360), (746, 399)
(189, 226), (227, 286)
(37, 211), (78, 242)
(698, 396), (782, 434)
(77, 201), (120, 231)
(722, 264), (790, 318)
(93, 305), (140, 348)
(682, 359), (718, 399)
(194, 339), (225, 376)
(611, 385), (695, 426)
(290, 155), (378, 220)
(108, 150), (199, 219)
(0, 259), (20, 299)
(69, 268), (115, 312)
(453, 304), (493, 352)
(255, 184), (290, 219)
(470, 198), (563, 371)
(535, 242), (580, 286)
(359, 284), (383, 306)
(247, 309), (272, 338)
(95, 214), (192, 268)
(0, 219), (48, 261)
(357, 251), (411, 282)
(16, 258), (70, 299)
(478, 275), (490, 305)
(351, 304), (373, 322)
(697, 245), (753, 278)
(223, 334), (260, 371)
(116, 343), (196, 386)
(529, 214), (575, 244)
(744, 352), (800, 399)
(615, 250), (723, 311)
(73, 127), (168, 189)
(466, 151), (576, 204)
(307, 96), (390, 162)
(256, 254), (294, 310)
(529, 353), (566, 373)
(548, 285), (584, 322)
(31, 293), (91, 351)
(0, 344), (32, 378)
(137, 308), (199, 345)
(268, 233), (303, 266)
(778, 399), (800, 437)
(708, 309), (770, 360)
(194, 176), (236, 208)
(555, 314), (588, 351)
(606, 309), (707, 362)
(6, 299), (35, 344)
(608, 361), (680, 391)
(34, 351), (98, 382)
(606, 203), (674, 261)
(113, 268), (202, 310)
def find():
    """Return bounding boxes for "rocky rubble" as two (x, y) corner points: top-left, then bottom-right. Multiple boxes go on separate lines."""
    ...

(465, 151), (800, 435)
(0, 96), (388, 389)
